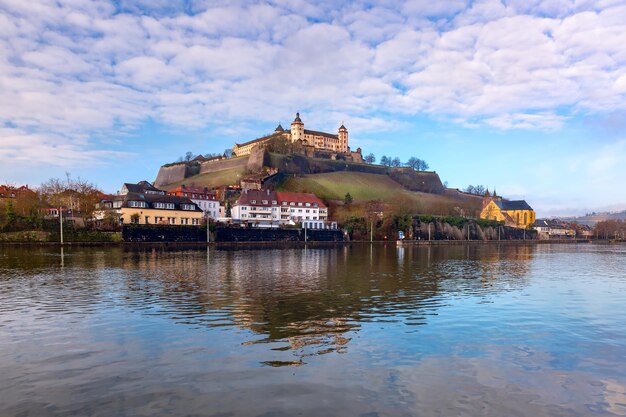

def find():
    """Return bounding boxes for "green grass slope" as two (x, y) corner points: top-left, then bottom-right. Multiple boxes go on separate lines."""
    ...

(278, 171), (457, 208)
(166, 165), (247, 189)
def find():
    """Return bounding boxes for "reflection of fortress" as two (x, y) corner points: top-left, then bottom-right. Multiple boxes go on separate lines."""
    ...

(233, 112), (350, 157)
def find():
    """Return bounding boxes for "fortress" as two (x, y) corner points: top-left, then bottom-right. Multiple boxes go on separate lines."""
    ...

(233, 112), (350, 157)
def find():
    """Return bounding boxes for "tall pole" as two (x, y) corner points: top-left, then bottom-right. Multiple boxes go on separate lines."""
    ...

(304, 222), (307, 242)
(428, 223), (431, 241)
(206, 215), (210, 243)
(370, 219), (373, 242)
(59, 206), (64, 245)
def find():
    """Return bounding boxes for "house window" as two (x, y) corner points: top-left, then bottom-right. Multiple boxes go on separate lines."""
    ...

(251, 200), (256, 204)
(154, 202), (175, 209)
(145, 216), (150, 224)
(262, 200), (268, 204)
(128, 201), (146, 208)
(192, 218), (199, 225)
(181, 204), (195, 211)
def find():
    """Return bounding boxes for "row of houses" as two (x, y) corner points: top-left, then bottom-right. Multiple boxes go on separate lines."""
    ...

(533, 219), (593, 239)
(95, 181), (336, 229)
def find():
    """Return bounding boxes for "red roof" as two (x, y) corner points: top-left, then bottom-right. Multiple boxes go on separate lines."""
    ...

(236, 190), (326, 208)
(237, 189), (277, 206)
(276, 192), (326, 208)
(167, 185), (217, 199)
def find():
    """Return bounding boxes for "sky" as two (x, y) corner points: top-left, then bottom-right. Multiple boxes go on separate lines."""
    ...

(1, 0), (626, 217)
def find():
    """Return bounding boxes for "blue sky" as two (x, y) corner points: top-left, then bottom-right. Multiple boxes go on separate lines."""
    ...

(1, 0), (626, 217)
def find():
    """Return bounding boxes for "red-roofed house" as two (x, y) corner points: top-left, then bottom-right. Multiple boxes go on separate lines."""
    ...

(166, 185), (220, 219)
(231, 189), (330, 227)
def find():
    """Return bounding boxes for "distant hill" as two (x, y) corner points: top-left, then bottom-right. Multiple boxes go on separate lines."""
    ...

(562, 211), (626, 226)
(153, 148), (483, 215)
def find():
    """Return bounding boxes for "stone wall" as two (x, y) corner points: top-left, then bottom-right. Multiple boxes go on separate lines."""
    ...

(199, 156), (249, 175)
(216, 227), (344, 242)
(123, 225), (207, 242)
(154, 164), (190, 188)
(389, 168), (445, 194)
(246, 146), (269, 173)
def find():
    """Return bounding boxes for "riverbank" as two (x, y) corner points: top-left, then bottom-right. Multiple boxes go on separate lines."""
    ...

(0, 238), (622, 248)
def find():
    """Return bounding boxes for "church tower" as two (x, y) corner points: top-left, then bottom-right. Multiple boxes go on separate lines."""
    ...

(338, 123), (348, 152)
(290, 112), (304, 143)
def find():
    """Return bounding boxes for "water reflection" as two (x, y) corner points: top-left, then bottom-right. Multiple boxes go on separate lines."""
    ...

(1, 244), (535, 363)
(1, 243), (625, 417)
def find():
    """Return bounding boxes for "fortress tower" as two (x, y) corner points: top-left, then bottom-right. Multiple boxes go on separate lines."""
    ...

(233, 112), (350, 157)
(338, 123), (348, 153)
(290, 112), (304, 143)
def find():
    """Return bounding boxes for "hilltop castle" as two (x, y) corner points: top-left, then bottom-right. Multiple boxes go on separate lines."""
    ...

(233, 112), (350, 157)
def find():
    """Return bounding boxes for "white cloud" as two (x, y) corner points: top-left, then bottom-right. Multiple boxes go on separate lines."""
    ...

(1, 0), (626, 171)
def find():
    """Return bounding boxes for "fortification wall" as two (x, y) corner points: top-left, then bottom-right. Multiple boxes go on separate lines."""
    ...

(246, 147), (269, 173)
(267, 152), (389, 175)
(154, 164), (189, 188)
(216, 227), (344, 242)
(389, 168), (445, 194)
(199, 156), (249, 175)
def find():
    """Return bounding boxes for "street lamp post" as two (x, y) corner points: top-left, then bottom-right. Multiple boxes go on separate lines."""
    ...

(59, 206), (64, 245)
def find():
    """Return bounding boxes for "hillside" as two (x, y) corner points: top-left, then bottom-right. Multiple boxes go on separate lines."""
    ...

(278, 171), (479, 214)
(163, 165), (247, 189)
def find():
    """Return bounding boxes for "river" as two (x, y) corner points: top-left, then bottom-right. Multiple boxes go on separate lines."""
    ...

(1, 243), (625, 416)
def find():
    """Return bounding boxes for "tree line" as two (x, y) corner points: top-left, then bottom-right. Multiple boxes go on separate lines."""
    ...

(363, 153), (430, 171)
(0, 173), (103, 232)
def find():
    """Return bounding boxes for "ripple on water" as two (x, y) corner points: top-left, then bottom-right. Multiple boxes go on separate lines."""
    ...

(0, 244), (625, 416)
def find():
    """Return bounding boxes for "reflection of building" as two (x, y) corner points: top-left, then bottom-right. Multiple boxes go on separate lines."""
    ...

(233, 112), (349, 157)
(231, 189), (330, 227)
(480, 190), (535, 228)
(97, 181), (204, 225)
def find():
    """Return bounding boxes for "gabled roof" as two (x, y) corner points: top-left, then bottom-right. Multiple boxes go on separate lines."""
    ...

(304, 129), (339, 139)
(236, 189), (278, 206)
(235, 132), (284, 148)
(122, 181), (164, 195)
(276, 192), (326, 208)
(494, 199), (533, 211)
(107, 192), (202, 211)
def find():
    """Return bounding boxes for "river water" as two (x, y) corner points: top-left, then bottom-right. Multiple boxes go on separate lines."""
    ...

(0, 243), (625, 417)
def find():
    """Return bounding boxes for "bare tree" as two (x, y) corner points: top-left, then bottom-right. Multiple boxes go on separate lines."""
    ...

(391, 157), (401, 167)
(365, 153), (376, 164)
(464, 185), (486, 195)
(405, 157), (421, 170)
(418, 160), (429, 171)
(380, 155), (391, 166)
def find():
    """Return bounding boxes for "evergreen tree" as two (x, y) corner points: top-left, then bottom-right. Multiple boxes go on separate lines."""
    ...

(344, 192), (353, 206)
(6, 199), (15, 224)
(225, 201), (232, 218)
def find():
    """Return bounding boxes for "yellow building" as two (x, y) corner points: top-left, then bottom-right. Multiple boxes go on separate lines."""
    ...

(480, 191), (535, 228)
(97, 181), (205, 225)
(233, 112), (349, 157)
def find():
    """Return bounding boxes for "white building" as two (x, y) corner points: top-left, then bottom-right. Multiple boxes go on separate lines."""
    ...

(231, 189), (329, 227)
